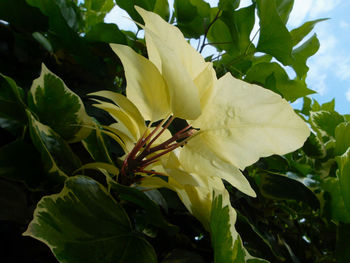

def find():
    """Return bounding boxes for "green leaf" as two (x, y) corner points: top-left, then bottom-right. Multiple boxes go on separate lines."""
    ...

(26, 0), (80, 32)
(245, 62), (315, 101)
(85, 23), (127, 44)
(209, 4), (255, 56)
(256, 0), (292, 65)
(153, 0), (170, 22)
(26, 110), (80, 180)
(290, 18), (328, 46)
(323, 177), (350, 223)
(0, 74), (27, 123)
(336, 223), (350, 263)
(24, 176), (157, 263)
(258, 171), (320, 209)
(291, 34), (320, 78)
(210, 194), (269, 263)
(335, 122), (350, 156)
(115, 0), (169, 24)
(0, 140), (47, 189)
(174, 0), (211, 38)
(82, 0), (115, 30)
(32, 31), (53, 52)
(310, 111), (345, 138)
(321, 98), (336, 111)
(301, 96), (312, 116)
(0, 0), (48, 32)
(81, 123), (113, 163)
(276, 0), (294, 24)
(28, 64), (92, 143)
(336, 149), (350, 215)
(303, 132), (326, 158)
(218, 0), (240, 11)
(110, 181), (178, 234)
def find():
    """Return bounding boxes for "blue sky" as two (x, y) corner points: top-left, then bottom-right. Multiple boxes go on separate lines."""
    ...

(105, 0), (350, 114)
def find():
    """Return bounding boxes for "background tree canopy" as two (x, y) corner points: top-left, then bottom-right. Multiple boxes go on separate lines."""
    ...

(0, 0), (349, 262)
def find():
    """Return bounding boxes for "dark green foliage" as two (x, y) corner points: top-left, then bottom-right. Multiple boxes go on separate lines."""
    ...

(0, 0), (346, 262)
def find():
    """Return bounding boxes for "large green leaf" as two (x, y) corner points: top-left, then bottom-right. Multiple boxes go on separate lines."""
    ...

(82, 0), (115, 30)
(310, 111), (345, 138)
(26, 110), (80, 180)
(210, 194), (269, 263)
(28, 64), (92, 143)
(323, 177), (350, 223)
(208, 4), (255, 56)
(0, 0), (48, 32)
(81, 122), (113, 163)
(0, 74), (27, 124)
(336, 149), (350, 215)
(85, 23), (127, 44)
(291, 34), (320, 78)
(257, 171), (320, 209)
(335, 122), (350, 156)
(336, 223), (350, 263)
(290, 18), (328, 46)
(276, 0), (294, 24)
(174, 0), (212, 38)
(218, 0), (240, 11)
(110, 181), (178, 234)
(115, 0), (169, 24)
(256, 0), (292, 65)
(245, 62), (315, 101)
(302, 132), (326, 158)
(24, 176), (157, 263)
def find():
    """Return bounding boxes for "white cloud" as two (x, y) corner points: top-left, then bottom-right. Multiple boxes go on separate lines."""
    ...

(346, 89), (350, 101)
(336, 58), (350, 81)
(340, 21), (349, 28)
(310, 0), (341, 17)
(288, 0), (341, 27)
(288, 0), (313, 27)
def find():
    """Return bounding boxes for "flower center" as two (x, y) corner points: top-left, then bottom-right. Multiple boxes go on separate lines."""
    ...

(119, 116), (196, 185)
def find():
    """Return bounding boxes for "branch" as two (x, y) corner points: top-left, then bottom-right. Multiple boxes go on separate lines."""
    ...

(198, 10), (222, 53)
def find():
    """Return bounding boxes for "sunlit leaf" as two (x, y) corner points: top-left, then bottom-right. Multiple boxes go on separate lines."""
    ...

(256, 0), (292, 65)
(245, 62), (315, 101)
(28, 64), (92, 143)
(291, 34), (320, 78)
(310, 111), (345, 138)
(336, 149), (350, 215)
(290, 18), (328, 46)
(210, 193), (269, 263)
(24, 176), (157, 263)
(323, 177), (350, 223)
(335, 122), (350, 156)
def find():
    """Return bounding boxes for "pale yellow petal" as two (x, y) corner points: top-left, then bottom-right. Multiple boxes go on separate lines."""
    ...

(144, 29), (201, 119)
(179, 135), (256, 197)
(92, 100), (141, 140)
(109, 44), (170, 122)
(136, 6), (217, 119)
(90, 91), (146, 134)
(191, 73), (310, 170)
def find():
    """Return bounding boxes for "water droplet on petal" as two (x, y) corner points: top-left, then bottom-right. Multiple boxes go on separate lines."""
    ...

(211, 160), (220, 168)
(226, 108), (235, 118)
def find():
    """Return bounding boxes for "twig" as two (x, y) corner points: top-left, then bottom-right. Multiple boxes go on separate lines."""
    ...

(198, 10), (222, 53)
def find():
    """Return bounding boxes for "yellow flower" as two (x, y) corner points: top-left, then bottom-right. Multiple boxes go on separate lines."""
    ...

(90, 7), (310, 226)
